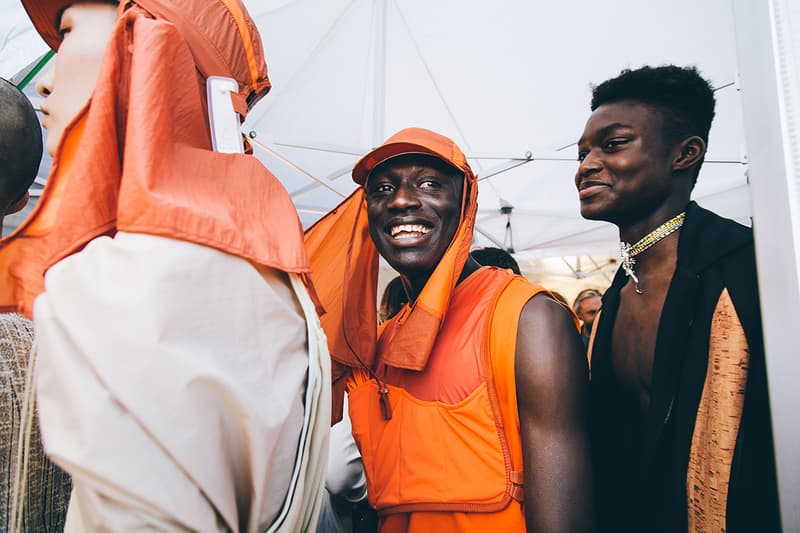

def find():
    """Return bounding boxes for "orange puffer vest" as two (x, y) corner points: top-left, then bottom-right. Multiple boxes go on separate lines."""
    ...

(347, 267), (549, 531)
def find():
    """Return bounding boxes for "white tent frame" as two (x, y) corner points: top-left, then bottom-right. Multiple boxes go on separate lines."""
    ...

(733, 0), (799, 529)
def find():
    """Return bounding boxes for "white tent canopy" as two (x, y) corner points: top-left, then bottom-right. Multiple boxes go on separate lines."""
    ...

(239, 0), (750, 260)
(0, 0), (750, 260)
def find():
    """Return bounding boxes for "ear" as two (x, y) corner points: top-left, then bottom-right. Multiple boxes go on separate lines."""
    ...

(672, 136), (706, 172)
(5, 191), (30, 216)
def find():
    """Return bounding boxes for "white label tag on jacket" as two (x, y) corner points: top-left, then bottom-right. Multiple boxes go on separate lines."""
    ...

(206, 76), (244, 154)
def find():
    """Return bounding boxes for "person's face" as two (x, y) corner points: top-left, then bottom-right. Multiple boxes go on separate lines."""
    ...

(577, 295), (602, 330)
(575, 100), (678, 225)
(36, 2), (118, 156)
(366, 157), (464, 282)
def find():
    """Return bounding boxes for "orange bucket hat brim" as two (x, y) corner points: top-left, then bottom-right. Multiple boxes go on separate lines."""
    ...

(20, 0), (72, 51)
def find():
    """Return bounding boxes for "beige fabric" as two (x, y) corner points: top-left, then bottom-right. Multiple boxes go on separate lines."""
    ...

(267, 273), (331, 533)
(687, 289), (749, 533)
(33, 232), (329, 532)
(0, 313), (71, 531)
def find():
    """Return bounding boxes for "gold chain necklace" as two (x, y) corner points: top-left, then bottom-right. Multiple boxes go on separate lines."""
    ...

(619, 212), (685, 294)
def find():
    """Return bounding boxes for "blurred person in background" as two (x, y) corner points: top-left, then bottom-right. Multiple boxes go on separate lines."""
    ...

(378, 276), (408, 324)
(470, 246), (521, 275)
(0, 75), (72, 532)
(572, 288), (603, 349)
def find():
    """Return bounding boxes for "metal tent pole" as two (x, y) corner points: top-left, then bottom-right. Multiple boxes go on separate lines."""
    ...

(372, 0), (387, 146)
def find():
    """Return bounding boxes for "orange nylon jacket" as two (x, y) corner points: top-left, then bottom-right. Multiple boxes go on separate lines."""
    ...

(347, 268), (553, 531)
(1, 0), (309, 317)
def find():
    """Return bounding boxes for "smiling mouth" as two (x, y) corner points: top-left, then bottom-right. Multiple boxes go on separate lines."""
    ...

(578, 181), (610, 199)
(579, 180), (608, 190)
(388, 223), (432, 240)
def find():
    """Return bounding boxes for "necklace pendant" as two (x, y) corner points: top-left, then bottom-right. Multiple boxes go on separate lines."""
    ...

(618, 211), (686, 297)
(619, 246), (644, 294)
(620, 242), (637, 279)
(620, 242), (644, 294)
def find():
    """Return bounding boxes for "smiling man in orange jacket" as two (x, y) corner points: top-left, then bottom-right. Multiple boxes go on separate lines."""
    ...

(307, 127), (595, 532)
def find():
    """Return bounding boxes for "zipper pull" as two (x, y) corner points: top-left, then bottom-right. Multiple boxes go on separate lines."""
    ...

(378, 384), (393, 420)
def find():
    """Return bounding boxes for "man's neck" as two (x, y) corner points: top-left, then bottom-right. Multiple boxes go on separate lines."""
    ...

(627, 230), (681, 276)
(618, 204), (688, 246)
(404, 256), (483, 304)
(616, 203), (688, 290)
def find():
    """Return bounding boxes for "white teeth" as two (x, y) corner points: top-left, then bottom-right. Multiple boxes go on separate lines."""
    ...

(390, 224), (431, 238)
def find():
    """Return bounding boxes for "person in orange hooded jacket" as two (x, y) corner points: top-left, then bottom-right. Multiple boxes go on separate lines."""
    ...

(307, 128), (595, 532)
(1, 1), (330, 531)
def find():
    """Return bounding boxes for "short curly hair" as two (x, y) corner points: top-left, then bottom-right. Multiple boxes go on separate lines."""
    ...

(591, 65), (715, 182)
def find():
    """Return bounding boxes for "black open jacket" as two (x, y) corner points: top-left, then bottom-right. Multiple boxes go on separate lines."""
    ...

(589, 202), (781, 532)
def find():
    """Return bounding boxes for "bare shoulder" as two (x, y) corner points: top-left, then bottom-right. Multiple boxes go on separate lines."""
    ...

(515, 294), (587, 387)
(519, 293), (578, 337)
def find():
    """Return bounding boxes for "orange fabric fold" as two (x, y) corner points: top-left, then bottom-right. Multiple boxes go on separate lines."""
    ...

(1, 2), (308, 317)
(306, 128), (477, 381)
(305, 188), (379, 372)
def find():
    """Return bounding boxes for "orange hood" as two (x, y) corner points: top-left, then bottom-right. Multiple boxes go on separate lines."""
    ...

(306, 128), (477, 378)
(1, 0), (309, 317)
(22, 0), (271, 110)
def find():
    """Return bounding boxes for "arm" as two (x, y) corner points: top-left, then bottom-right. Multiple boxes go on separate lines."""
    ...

(515, 295), (595, 532)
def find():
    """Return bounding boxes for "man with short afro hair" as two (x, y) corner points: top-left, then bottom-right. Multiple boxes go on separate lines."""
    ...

(577, 64), (780, 532)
